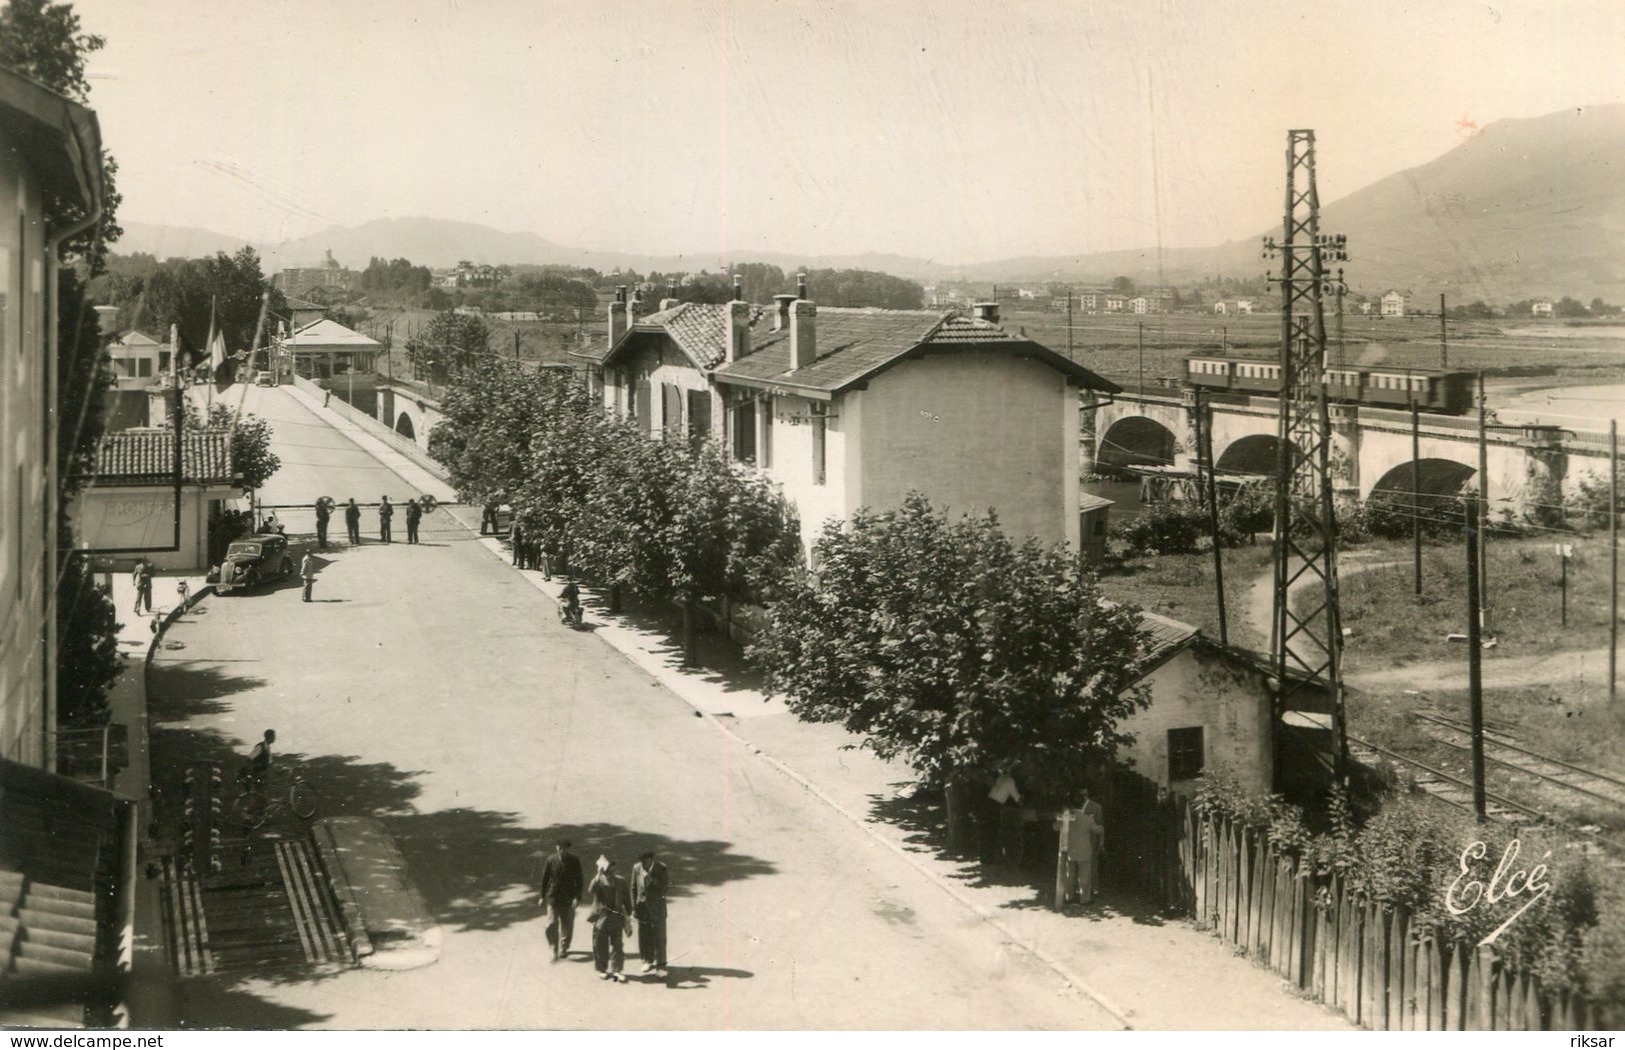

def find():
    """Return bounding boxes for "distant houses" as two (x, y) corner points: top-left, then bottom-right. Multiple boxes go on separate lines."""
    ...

(1531, 299), (1554, 317)
(277, 249), (358, 297)
(1380, 289), (1410, 317)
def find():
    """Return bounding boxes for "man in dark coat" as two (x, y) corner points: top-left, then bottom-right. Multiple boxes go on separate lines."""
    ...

(344, 498), (362, 545)
(378, 496), (393, 543)
(585, 856), (632, 982)
(314, 498), (331, 549)
(631, 850), (669, 973)
(539, 840), (585, 960)
(510, 520), (526, 567)
(481, 501), (499, 535)
(405, 499), (422, 544)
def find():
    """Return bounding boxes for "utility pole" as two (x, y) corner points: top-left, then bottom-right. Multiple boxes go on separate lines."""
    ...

(1137, 321), (1144, 393)
(1411, 397), (1423, 595)
(514, 327), (521, 363)
(1466, 499), (1487, 822)
(1263, 129), (1350, 790)
(1198, 388), (1229, 646)
(1611, 419), (1619, 706)
(1066, 289), (1074, 358)
(1559, 544), (1568, 629)
(1477, 372), (1491, 635)
(1440, 293), (1449, 368)
(1334, 285), (1345, 368)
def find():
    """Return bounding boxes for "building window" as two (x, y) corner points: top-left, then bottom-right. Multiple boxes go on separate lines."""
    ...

(137, 358), (153, 377)
(686, 389), (712, 450)
(635, 376), (652, 434)
(661, 383), (683, 439)
(733, 400), (756, 464)
(811, 403), (826, 485)
(1168, 727), (1205, 782)
(760, 397), (773, 468)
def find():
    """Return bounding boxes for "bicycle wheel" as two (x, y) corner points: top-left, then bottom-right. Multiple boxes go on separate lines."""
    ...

(289, 779), (317, 820)
(234, 791), (270, 829)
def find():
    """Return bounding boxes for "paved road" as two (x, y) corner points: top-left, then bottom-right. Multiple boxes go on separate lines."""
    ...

(149, 387), (1114, 1029)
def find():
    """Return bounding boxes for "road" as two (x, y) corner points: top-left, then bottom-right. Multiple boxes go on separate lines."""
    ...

(148, 386), (1114, 1029)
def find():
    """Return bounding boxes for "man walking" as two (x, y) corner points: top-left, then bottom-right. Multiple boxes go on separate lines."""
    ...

(539, 839), (584, 960)
(344, 498), (362, 545)
(132, 559), (153, 615)
(405, 498), (422, 544)
(586, 856), (632, 982)
(300, 551), (317, 603)
(510, 519), (526, 567)
(314, 498), (331, 549)
(631, 850), (669, 974)
(378, 496), (393, 543)
(481, 501), (499, 535)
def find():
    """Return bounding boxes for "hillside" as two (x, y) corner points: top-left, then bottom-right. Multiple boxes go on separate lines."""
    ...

(977, 105), (1625, 302)
(114, 105), (1624, 303)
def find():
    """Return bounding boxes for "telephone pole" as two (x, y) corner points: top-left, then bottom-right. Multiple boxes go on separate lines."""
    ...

(1198, 388), (1229, 646)
(1611, 420), (1619, 707)
(1466, 500), (1487, 821)
(1411, 397), (1423, 595)
(1439, 293), (1449, 368)
(1262, 129), (1350, 789)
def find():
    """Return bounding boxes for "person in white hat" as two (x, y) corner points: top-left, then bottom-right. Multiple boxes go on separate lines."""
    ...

(585, 855), (632, 982)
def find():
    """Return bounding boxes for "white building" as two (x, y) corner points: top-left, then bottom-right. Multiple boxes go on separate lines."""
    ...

(1531, 300), (1554, 317)
(0, 67), (105, 770)
(76, 430), (240, 572)
(575, 290), (1120, 556)
(1380, 289), (1410, 317)
(280, 317), (383, 379)
(106, 331), (170, 389)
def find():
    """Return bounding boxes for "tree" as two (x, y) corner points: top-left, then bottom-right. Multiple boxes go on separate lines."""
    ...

(749, 494), (1151, 815)
(0, 0), (122, 270)
(407, 309), (489, 382)
(1555, 296), (1590, 318)
(111, 248), (286, 366)
(168, 400), (281, 491)
(1111, 275), (1136, 294)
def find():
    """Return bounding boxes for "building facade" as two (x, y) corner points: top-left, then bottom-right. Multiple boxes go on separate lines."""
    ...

(279, 317), (382, 379)
(1380, 289), (1409, 317)
(277, 249), (357, 298)
(0, 68), (105, 769)
(577, 290), (1119, 555)
(76, 430), (238, 572)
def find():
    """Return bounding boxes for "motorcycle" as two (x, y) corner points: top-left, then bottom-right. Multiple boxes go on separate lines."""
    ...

(559, 600), (584, 629)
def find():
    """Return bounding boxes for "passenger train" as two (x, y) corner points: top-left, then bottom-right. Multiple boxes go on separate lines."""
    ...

(1184, 354), (1475, 415)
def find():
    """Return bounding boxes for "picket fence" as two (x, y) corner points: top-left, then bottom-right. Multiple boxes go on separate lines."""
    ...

(1102, 776), (1604, 1031)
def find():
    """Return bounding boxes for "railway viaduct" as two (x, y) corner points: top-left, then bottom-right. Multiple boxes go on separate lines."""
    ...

(1090, 388), (1616, 516)
(374, 381), (446, 450)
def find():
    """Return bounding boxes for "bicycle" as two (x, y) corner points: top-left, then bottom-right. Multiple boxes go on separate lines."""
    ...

(232, 767), (318, 829)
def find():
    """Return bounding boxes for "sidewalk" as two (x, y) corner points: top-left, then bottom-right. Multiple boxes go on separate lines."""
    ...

(459, 529), (1350, 1030)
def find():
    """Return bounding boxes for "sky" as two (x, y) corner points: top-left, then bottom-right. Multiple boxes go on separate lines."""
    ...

(74, 0), (1625, 265)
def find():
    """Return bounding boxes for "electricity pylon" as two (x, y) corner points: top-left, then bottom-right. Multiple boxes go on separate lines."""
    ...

(1262, 130), (1350, 789)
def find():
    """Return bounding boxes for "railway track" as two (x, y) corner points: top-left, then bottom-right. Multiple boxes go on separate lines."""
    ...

(1413, 711), (1625, 811)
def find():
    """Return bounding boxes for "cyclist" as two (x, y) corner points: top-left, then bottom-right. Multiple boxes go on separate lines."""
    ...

(559, 582), (582, 627)
(239, 729), (276, 801)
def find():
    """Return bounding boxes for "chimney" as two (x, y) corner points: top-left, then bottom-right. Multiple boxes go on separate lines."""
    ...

(773, 294), (796, 331)
(790, 299), (817, 371)
(658, 283), (679, 311)
(608, 285), (629, 347)
(972, 301), (1000, 324)
(796, 272), (808, 300)
(725, 300), (751, 364)
(733, 274), (745, 302)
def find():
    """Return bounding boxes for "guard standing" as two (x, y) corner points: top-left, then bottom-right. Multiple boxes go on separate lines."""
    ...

(378, 496), (393, 543)
(405, 499), (422, 544)
(314, 498), (332, 549)
(344, 498), (362, 545)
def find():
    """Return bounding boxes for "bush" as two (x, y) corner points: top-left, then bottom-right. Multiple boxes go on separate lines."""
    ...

(1113, 504), (1205, 556)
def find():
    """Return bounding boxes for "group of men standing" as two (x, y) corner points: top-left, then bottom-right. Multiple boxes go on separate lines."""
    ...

(313, 496), (424, 548)
(539, 840), (669, 983)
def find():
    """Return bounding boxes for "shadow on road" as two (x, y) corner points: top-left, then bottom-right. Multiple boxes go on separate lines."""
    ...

(175, 976), (334, 1029)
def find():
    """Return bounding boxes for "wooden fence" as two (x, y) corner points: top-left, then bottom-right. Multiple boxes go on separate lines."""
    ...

(1102, 774), (1604, 1030)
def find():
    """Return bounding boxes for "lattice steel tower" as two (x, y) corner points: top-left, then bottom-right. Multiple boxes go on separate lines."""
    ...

(1263, 130), (1350, 788)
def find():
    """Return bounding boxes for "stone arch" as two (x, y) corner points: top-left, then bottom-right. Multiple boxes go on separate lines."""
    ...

(395, 411), (417, 440)
(1215, 434), (1289, 477)
(1368, 458), (1476, 509)
(1097, 416), (1177, 471)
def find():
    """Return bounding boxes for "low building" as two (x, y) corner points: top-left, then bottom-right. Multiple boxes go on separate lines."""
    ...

(280, 317), (383, 379)
(0, 65), (105, 770)
(75, 429), (239, 572)
(1118, 617), (1274, 796)
(1077, 493), (1113, 564)
(106, 331), (170, 389)
(576, 288), (1121, 555)
(1104, 294), (1127, 313)
(1380, 289), (1410, 317)
(1235, 298), (1255, 315)
(1531, 300), (1554, 317)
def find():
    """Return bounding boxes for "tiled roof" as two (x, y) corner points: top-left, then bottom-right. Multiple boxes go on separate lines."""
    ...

(1136, 611), (1199, 672)
(113, 331), (159, 347)
(580, 303), (1121, 395)
(92, 428), (234, 484)
(284, 318), (381, 349)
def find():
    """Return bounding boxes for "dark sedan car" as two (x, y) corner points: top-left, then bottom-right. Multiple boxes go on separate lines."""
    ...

(215, 534), (296, 594)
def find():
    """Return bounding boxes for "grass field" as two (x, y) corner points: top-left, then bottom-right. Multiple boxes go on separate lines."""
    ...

(1094, 543), (1271, 647)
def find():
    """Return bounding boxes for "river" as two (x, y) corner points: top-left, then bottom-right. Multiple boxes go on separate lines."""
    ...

(1496, 383), (1625, 429)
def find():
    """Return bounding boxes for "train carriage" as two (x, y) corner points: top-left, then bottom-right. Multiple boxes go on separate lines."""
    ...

(1182, 354), (1473, 415)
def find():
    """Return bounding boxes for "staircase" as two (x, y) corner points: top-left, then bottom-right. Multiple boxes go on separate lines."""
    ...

(0, 868), (97, 1028)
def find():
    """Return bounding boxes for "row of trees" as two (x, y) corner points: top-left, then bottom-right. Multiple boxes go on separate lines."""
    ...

(426, 360), (801, 664)
(430, 349), (1156, 808)
(96, 246), (288, 357)
(359, 256), (433, 300)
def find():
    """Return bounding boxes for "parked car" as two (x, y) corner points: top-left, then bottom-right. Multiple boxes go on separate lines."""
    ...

(254, 372), (274, 387)
(215, 534), (295, 595)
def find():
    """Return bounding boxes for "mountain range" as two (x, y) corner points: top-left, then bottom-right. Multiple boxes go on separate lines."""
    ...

(119, 104), (1625, 303)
